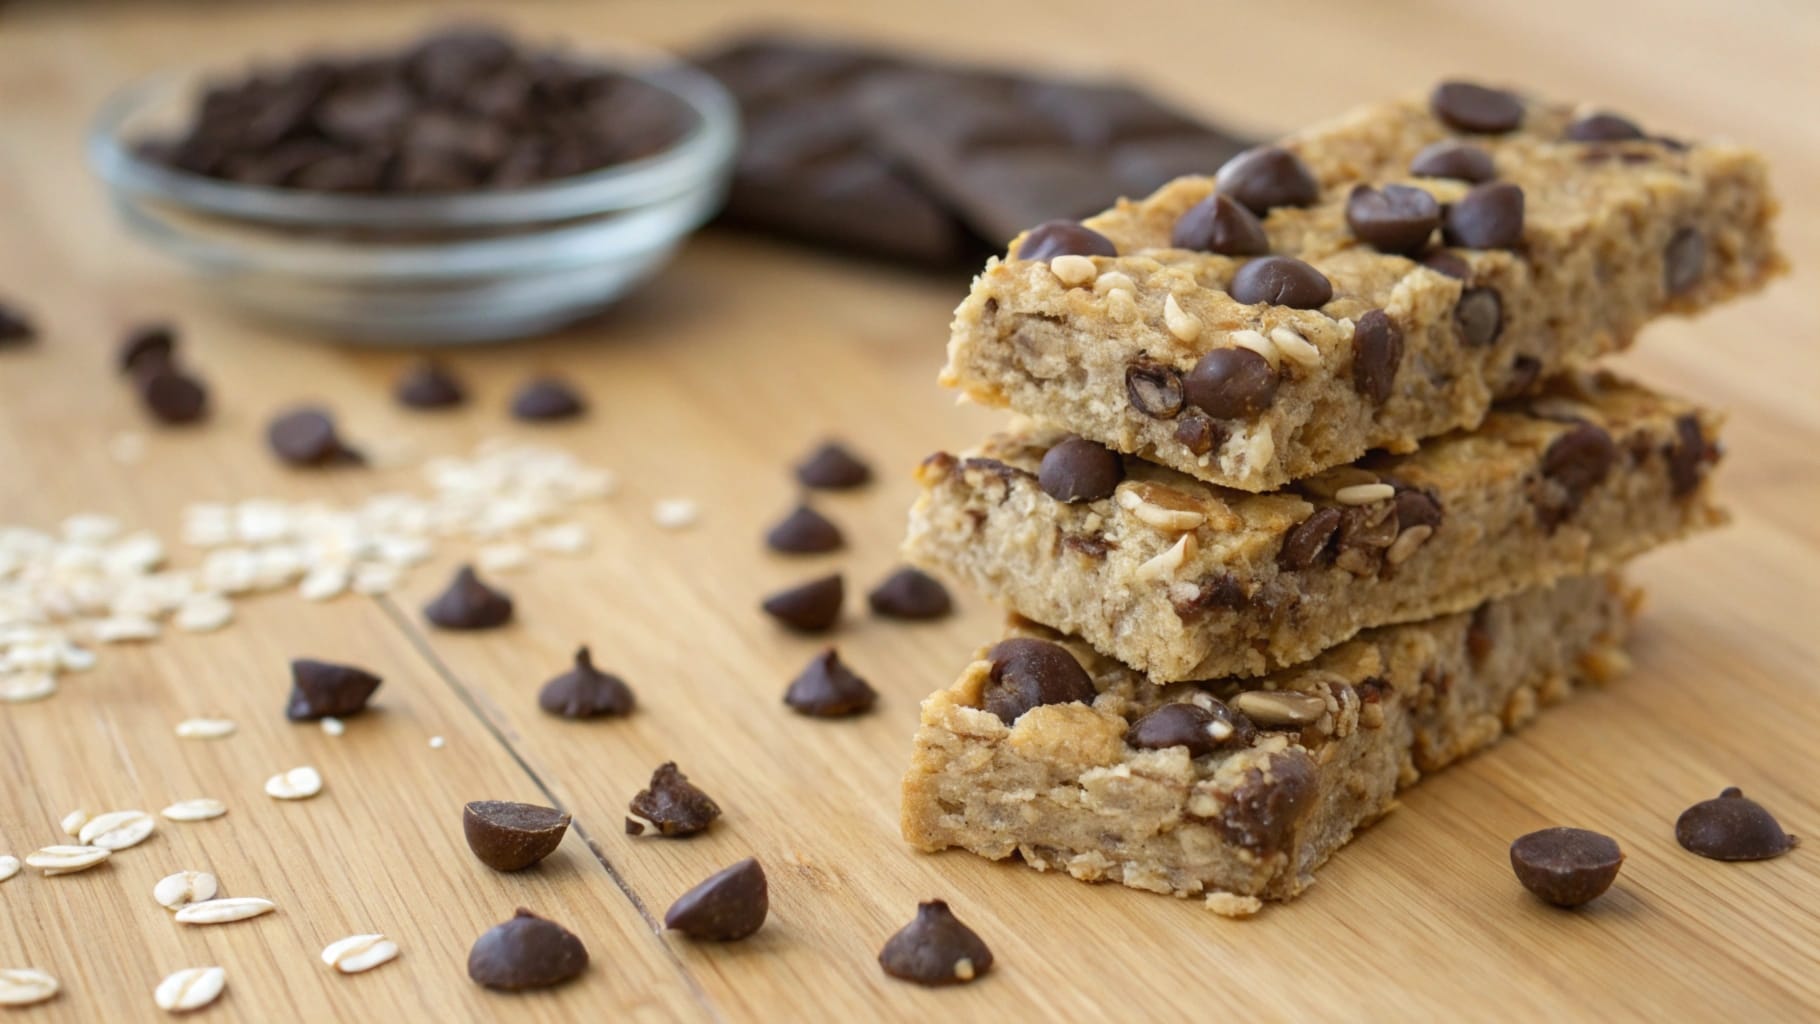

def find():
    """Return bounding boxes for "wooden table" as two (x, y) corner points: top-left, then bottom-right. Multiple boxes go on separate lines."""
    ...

(2, 1), (1815, 1019)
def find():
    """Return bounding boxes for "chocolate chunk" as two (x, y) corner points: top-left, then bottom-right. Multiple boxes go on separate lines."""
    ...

(1171, 193), (1269, 255)
(1420, 250), (1472, 281)
(1443, 182), (1525, 250)
(1351, 309), (1404, 404)
(1455, 287), (1504, 346)
(1228, 255), (1333, 309)
(1498, 354), (1543, 398)
(760, 573), (844, 632)
(1185, 348), (1279, 420)
(628, 762), (721, 837)
(538, 647), (634, 719)
(1126, 701), (1249, 757)
(795, 441), (872, 489)
(1345, 184), (1441, 255)
(1565, 113), (1644, 142)
(1466, 604), (1495, 666)
(424, 565), (515, 630)
(1125, 359), (1185, 418)
(1037, 436), (1125, 503)
(1335, 500), (1399, 575)
(118, 323), (176, 375)
(267, 406), (359, 466)
(665, 858), (769, 941)
(981, 637), (1095, 724)
(784, 647), (878, 717)
(1675, 787), (1799, 861)
(285, 658), (382, 721)
(1174, 413), (1222, 455)
(1278, 506), (1342, 570)
(1430, 81), (1524, 134)
(1666, 413), (1713, 497)
(0, 303), (35, 348)
(137, 367), (210, 425)
(394, 360), (466, 409)
(765, 504), (844, 554)
(463, 801), (572, 872)
(1540, 422), (1617, 516)
(1410, 140), (1496, 182)
(1394, 489), (1444, 531)
(867, 567), (952, 620)
(878, 900), (993, 987)
(1015, 220), (1117, 260)
(510, 377), (585, 421)
(1664, 227), (1706, 296)
(1509, 827), (1624, 907)
(1217, 750), (1318, 853)
(468, 909), (589, 990)
(1214, 146), (1319, 215)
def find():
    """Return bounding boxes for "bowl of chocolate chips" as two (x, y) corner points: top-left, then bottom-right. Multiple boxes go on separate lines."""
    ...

(88, 24), (737, 343)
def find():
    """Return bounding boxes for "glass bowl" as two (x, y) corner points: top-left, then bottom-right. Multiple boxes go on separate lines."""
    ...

(87, 48), (738, 345)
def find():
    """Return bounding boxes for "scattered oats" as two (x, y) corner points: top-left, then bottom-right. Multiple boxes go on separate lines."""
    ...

(154, 966), (225, 1013)
(79, 809), (155, 850)
(0, 670), (56, 702)
(174, 897), (274, 925)
(1268, 326), (1322, 368)
(1228, 328), (1281, 367)
(174, 593), (233, 633)
(0, 968), (60, 1007)
(182, 506), (233, 548)
(530, 522), (589, 554)
(652, 499), (698, 530)
(477, 543), (530, 573)
(175, 717), (236, 740)
(58, 643), (95, 672)
(108, 431), (148, 465)
(1203, 892), (1264, 918)
(428, 735), (445, 749)
(161, 799), (227, 823)
(0, 856), (18, 883)
(154, 870), (218, 910)
(320, 717), (345, 738)
(265, 766), (322, 801)
(94, 615), (159, 643)
(60, 809), (89, 838)
(26, 845), (110, 876)
(374, 535), (432, 568)
(350, 563), (400, 596)
(321, 934), (400, 974)
(1163, 293), (1202, 342)
(1335, 482), (1397, 505)
(1048, 254), (1097, 287)
(298, 565), (350, 602)
(62, 514), (122, 546)
(200, 549), (259, 595)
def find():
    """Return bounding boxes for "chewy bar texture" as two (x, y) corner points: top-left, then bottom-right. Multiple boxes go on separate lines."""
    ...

(901, 574), (1636, 910)
(943, 82), (1782, 490)
(906, 372), (1722, 682)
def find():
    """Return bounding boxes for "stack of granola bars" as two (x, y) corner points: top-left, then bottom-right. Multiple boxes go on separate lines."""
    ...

(897, 81), (1783, 914)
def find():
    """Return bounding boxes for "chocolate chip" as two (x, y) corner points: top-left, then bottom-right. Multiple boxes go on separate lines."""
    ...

(1443, 182), (1525, 250)
(1409, 140), (1496, 182)
(981, 637), (1095, 724)
(137, 367), (210, 425)
(1174, 413), (1222, 455)
(1430, 81), (1524, 134)
(1278, 506), (1342, 570)
(1171, 193), (1269, 255)
(867, 567), (952, 620)
(267, 406), (359, 466)
(1335, 501), (1399, 575)
(510, 376), (585, 421)
(1676, 787), (1799, 861)
(462, 800), (572, 872)
(285, 658), (382, 721)
(784, 647), (877, 717)
(1217, 750), (1317, 854)
(1666, 413), (1712, 497)
(1541, 422), (1616, 515)
(1014, 219), (1117, 260)
(628, 762), (721, 837)
(1565, 113), (1644, 142)
(1455, 287), (1504, 346)
(795, 441), (872, 489)
(424, 565), (515, 630)
(665, 858), (769, 941)
(1345, 184), (1441, 255)
(1125, 701), (1250, 757)
(0, 303), (35, 348)
(1037, 436), (1124, 503)
(1664, 227), (1706, 296)
(1509, 827), (1624, 907)
(878, 900), (993, 987)
(1350, 309), (1403, 404)
(538, 647), (634, 719)
(1125, 359), (1185, 418)
(1498, 355), (1543, 399)
(1394, 489), (1444, 531)
(467, 909), (589, 990)
(765, 504), (844, 554)
(1185, 348), (1279, 420)
(394, 360), (466, 409)
(118, 323), (176, 375)
(760, 573), (843, 632)
(1420, 250), (1472, 280)
(1214, 146), (1319, 215)
(1466, 604), (1495, 665)
(1228, 255), (1333, 309)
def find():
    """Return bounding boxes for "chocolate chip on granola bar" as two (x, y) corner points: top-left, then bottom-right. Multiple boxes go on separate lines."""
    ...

(538, 647), (634, 719)
(665, 858), (769, 941)
(867, 567), (952, 621)
(1185, 348), (1279, 421)
(1509, 827), (1624, 907)
(394, 360), (466, 409)
(1037, 436), (1124, 503)
(463, 801), (572, 872)
(138, 366), (211, 425)
(1666, 413), (1713, 497)
(468, 909), (589, 990)
(761, 573), (844, 632)
(1466, 603), (1495, 665)
(1565, 112), (1644, 143)
(628, 762), (721, 837)
(1125, 359), (1185, 418)
(1394, 488), (1444, 531)
(1125, 701), (1246, 758)
(878, 900), (993, 987)
(1410, 140), (1496, 182)
(424, 565), (515, 630)
(1664, 227), (1706, 296)
(1174, 412), (1223, 455)
(1675, 787), (1799, 861)
(795, 441), (872, 489)
(1541, 422), (1617, 513)
(119, 323), (177, 375)
(1345, 184), (1441, 255)
(267, 406), (361, 466)
(1430, 81), (1524, 134)
(1014, 219), (1117, 260)
(1218, 750), (1317, 853)
(784, 648), (877, 718)
(1420, 249), (1472, 281)
(765, 504), (844, 554)
(0, 302), (35, 347)
(1228, 255), (1333, 309)
(1171, 193), (1269, 255)
(1278, 506), (1343, 570)
(1214, 146), (1318, 215)
(981, 638), (1096, 724)
(510, 376), (585, 421)
(1350, 309), (1404, 404)
(1443, 182), (1525, 250)
(286, 658), (382, 721)
(1455, 286), (1504, 346)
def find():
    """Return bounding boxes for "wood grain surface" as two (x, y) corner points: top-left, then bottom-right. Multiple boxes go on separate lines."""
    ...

(2, 1), (1816, 1021)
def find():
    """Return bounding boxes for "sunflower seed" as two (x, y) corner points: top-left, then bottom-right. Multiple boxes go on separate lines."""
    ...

(0, 968), (59, 1007)
(154, 966), (225, 1012)
(321, 934), (400, 974)
(174, 897), (273, 925)
(153, 870), (218, 910)
(26, 845), (110, 875)
(175, 717), (236, 739)
(60, 809), (89, 837)
(0, 856), (19, 883)
(162, 799), (227, 822)
(79, 810), (155, 850)
(0, 671), (56, 702)
(265, 766), (322, 800)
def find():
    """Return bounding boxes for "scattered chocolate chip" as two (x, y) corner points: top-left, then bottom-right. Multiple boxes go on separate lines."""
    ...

(1014, 219), (1117, 260)
(1665, 413), (1713, 497)
(285, 658), (382, 721)
(510, 376), (586, 421)
(137, 367), (210, 425)
(1278, 506), (1343, 570)
(1345, 184), (1441, 255)
(1125, 359), (1185, 418)
(1455, 287), (1504, 346)
(1430, 81), (1524, 134)
(1565, 113), (1644, 142)
(1228, 255), (1333, 308)
(981, 637), (1095, 724)
(628, 762), (721, 837)
(1037, 436), (1124, 503)
(665, 858), (769, 941)
(463, 800), (572, 872)
(1185, 347), (1279, 420)
(1541, 422), (1617, 514)
(1350, 309), (1404, 404)
(765, 504), (844, 554)
(538, 647), (634, 719)
(784, 647), (877, 717)
(1174, 413), (1222, 455)
(1419, 250), (1472, 280)
(1509, 827), (1624, 907)
(0, 303), (35, 348)
(394, 360), (466, 409)
(267, 406), (360, 466)
(867, 567), (952, 620)
(760, 573), (844, 632)
(878, 900), (993, 987)
(118, 323), (176, 375)
(1218, 750), (1318, 853)
(795, 441), (872, 489)
(1214, 145), (1319, 215)
(468, 908), (589, 990)
(424, 564), (515, 630)
(1410, 140), (1496, 182)
(1125, 701), (1251, 757)
(1443, 182), (1525, 250)
(1171, 193), (1269, 255)
(1675, 787), (1799, 861)
(1664, 227), (1706, 296)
